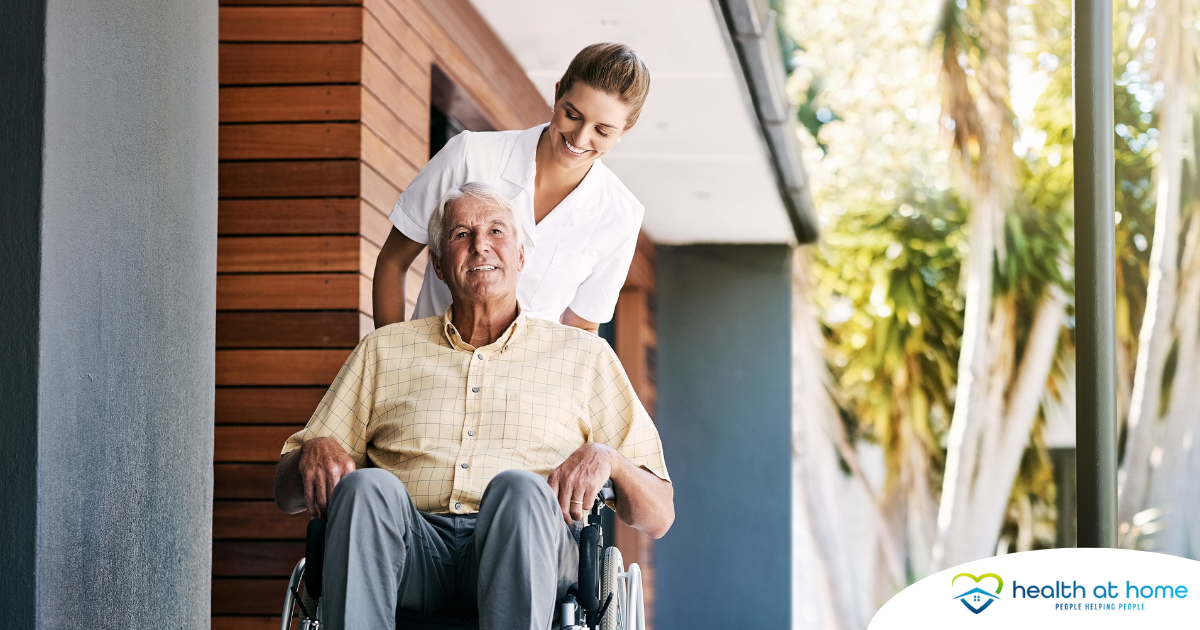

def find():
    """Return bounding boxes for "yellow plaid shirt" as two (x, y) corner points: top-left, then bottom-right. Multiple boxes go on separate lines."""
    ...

(283, 307), (670, 514)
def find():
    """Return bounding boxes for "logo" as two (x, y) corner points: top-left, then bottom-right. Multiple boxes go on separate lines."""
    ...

(952, 572), (1003, 614)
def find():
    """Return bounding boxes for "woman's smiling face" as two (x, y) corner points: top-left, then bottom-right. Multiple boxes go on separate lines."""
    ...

(545, 81), (634, 170)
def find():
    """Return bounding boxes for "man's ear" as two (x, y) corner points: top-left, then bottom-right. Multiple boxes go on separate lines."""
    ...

(431, 250), (445, 282)
(517, 243), (525, 273)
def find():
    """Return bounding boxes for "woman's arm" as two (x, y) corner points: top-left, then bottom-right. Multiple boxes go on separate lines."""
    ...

(561, 307), (600, 334)
(372, 227), (427, 328)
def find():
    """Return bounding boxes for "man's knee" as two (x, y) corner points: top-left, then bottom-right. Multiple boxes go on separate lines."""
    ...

(329, 468), (409, 513)
(488, 469), (552, 496)
(483, 470), (557, 513)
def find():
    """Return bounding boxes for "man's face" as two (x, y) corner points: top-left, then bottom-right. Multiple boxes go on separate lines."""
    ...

(432, 196), (525, 306)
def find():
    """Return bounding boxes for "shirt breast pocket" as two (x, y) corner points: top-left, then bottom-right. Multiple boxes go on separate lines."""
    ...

(528, 246), (597, 314)
(502, 392), (587, 467)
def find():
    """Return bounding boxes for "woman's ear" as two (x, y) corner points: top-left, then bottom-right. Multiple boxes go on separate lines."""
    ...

(553, 80), (562, 103)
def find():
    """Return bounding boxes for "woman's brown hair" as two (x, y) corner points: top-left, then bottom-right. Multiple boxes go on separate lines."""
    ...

(555, 43), (650, 129)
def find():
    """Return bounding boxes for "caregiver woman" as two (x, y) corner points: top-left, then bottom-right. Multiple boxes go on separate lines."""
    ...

(372, 43), (650, 334)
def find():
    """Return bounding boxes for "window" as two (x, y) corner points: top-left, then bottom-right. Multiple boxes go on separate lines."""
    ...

(429, 65), (494, 158)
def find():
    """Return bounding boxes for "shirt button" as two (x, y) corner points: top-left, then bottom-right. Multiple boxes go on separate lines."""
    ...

(455, 502), (461, 509)
(471, 387), (479, 393)
(461, 462), (469, 469)
(467, 430), (475, 436)
(477, 353), (484, 360)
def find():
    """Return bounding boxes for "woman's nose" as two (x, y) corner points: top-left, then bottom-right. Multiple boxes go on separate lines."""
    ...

(570, 126), (594, 149)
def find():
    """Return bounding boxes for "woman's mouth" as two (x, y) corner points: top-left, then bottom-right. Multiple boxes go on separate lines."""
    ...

(561, 134), (589, 156)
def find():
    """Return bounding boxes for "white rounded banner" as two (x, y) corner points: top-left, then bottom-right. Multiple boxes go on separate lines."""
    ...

(870, 548), (1200, 629)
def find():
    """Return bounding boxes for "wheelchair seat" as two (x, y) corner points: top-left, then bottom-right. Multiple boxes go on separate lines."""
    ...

(281, 480), (643, 630)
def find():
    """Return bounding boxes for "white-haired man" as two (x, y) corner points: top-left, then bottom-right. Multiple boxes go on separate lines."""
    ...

(274, 182), (673, 630)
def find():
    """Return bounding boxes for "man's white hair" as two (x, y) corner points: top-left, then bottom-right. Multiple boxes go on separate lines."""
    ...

(427, 182), (528, 261)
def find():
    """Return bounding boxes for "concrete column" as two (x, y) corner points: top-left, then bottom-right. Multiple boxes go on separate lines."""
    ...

(653, 245), (793, 630)
(0, 0), (218, 626)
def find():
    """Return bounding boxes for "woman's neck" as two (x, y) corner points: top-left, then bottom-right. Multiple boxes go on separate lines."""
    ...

(533, 129), (591, 223)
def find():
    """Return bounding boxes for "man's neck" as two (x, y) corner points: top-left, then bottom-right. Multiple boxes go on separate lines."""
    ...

(451, 298), (519, 348)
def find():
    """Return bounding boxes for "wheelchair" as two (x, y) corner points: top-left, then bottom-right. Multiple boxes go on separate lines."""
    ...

(281, 480), (645, 630)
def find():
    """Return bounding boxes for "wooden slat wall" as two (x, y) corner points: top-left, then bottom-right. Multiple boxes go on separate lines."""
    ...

(215, 3), (659, 627)
(217, 6), (364, 628)
(611, 234), (660, 629)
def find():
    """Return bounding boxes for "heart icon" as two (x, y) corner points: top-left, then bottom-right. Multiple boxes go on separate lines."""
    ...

(952, 573), (1003, 614)
(952, 572), (1004, 595)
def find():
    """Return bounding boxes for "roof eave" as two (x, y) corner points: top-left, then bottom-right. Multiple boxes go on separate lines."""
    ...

(713, 0), (820, 244)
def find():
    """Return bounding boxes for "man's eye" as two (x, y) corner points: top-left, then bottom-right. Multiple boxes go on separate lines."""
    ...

(455, 231), (468, 238)
(492, 228), (503, 234)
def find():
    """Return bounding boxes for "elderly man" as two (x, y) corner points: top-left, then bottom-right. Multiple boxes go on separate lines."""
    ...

(274, 182), (673, 630)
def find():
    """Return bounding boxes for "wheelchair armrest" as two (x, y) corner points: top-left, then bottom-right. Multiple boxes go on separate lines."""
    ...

(305, 518), (326, 600)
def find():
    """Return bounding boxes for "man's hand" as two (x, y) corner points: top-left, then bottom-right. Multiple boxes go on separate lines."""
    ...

(548, 442), (616, 523)
(550, 442), (676, 538)
(274, 436), (356, 519)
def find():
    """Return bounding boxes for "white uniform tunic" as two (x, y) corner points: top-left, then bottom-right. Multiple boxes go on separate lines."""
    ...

(390, 124), (644, 324)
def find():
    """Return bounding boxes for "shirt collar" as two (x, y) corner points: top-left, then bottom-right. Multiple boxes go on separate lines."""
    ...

(441, 303), (528, 356)
(501, 124), (545, 190)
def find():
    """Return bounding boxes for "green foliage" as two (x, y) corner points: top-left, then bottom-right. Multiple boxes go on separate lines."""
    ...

(814, 188), (965, 480)
(1111, 0), (1160, 367)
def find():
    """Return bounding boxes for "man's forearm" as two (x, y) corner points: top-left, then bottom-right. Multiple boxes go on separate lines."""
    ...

(274, 449), (307, 514)
(608, 452), (674, 539)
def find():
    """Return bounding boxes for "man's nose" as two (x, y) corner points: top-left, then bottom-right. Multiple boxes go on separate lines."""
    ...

(468, 233), (492, 254)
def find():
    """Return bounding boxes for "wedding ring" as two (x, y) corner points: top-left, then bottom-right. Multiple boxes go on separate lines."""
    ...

(571, 500), (584, 505)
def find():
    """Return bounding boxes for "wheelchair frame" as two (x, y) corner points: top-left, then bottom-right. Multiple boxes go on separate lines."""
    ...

(280, 481), (646, 630)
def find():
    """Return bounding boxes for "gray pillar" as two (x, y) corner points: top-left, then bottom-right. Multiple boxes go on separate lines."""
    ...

(0, 0), (218, 626)
(1073, 0), (1118, 549)
(0, 1), (47, 626)
(654, 245), (792, 630)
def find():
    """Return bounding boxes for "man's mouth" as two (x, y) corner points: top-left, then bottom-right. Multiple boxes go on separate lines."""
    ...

(469, 265), (498, 272)
(562, 134), (589, 156)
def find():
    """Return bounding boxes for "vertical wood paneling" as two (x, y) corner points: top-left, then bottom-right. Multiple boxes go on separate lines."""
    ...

(612, 244), (659, 629)
(219, 7), (363, 42)
(216, 7), (369, 623)
(213, 1), (640, 625)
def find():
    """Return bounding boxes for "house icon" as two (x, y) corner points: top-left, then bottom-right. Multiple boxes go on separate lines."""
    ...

(954, 586), (1001, 614)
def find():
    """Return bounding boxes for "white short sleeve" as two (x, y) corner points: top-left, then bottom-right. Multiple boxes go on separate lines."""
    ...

(389, 131), (471, 244)
(567, 223), (641, 324)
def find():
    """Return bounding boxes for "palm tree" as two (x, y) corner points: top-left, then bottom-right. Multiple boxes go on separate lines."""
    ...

(1117, 0), (1197, 554)
(930, 0), (1069, 569)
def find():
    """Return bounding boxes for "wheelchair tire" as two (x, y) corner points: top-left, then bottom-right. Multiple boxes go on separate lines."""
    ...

(600, 546), (623, 630)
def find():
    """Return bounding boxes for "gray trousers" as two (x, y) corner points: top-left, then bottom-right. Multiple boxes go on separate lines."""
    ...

(321, 468), (579, 630)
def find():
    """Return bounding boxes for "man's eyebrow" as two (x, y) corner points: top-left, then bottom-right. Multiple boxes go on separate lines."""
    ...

(564, 100), (618, 129)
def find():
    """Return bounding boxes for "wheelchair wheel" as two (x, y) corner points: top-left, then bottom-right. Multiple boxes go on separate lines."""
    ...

(600, 546), (623, 630)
